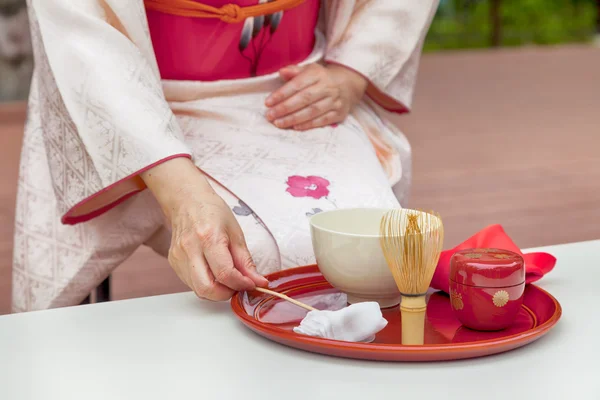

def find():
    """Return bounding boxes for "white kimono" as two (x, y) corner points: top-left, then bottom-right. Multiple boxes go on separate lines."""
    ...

(13, 0), (438, 311)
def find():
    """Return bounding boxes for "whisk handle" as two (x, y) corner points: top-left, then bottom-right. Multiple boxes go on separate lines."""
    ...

(400, 295), (427, 345)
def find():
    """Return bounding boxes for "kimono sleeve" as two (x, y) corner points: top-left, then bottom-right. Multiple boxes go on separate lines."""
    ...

(27, 0), (192, 224)
(324, 0), (439, 113)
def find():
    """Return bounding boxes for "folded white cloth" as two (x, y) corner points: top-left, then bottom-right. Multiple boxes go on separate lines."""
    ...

(292, 302), (388, 342)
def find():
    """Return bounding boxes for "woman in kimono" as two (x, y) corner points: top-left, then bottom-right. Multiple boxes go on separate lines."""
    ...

(13, 0), (438, 311)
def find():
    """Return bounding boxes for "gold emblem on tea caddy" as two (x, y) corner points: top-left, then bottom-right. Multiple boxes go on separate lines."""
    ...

(492, 254), (512, 259)
(492, 290), (510, 307)
(450, 290), (464, 310)
(464, 253), (483, 259)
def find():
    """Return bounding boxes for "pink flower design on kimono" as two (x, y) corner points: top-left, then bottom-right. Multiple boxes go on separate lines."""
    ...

(286, 176), (330, 199)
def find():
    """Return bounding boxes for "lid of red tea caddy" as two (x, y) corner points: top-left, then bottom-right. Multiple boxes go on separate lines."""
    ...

(449, 248), (525, 288)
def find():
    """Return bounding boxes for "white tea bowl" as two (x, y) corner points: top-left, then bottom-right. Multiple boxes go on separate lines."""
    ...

(309, 208), (400, 308)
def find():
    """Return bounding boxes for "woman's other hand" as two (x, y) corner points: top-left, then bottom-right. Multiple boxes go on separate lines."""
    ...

(265, 63), (368, 131)
(141, 157), (268, 301)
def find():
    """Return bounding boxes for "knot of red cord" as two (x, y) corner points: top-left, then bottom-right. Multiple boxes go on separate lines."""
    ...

(219, 4), (244, 23)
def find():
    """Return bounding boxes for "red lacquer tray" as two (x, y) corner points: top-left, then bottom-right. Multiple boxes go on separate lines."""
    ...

(231, 265), (561, 361)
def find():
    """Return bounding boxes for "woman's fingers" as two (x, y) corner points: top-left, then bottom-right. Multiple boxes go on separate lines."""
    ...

(202, 233), (255, 292)
(265, 64), (353, 131)
(278, 65), (302, 81)
(267, 85), (330, 126)
(189, 253), (236, 301)
(176, 229), (258, 301)
(294, 110), (341, 131)
(265, 65), (319, 108)
(273, 96), (334, 129)
(230, 239), (269, 287)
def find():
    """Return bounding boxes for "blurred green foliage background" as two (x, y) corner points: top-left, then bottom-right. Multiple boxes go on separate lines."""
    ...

(425, 0), (599, 51)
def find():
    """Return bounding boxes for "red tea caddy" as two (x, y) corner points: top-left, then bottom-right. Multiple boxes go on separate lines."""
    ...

(449, 248), (525, 331)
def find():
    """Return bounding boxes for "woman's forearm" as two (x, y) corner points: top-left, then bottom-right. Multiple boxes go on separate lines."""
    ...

(140, 157), (215, 221)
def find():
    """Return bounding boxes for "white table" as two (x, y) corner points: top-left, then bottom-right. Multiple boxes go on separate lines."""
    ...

(1, 240), (599, 400)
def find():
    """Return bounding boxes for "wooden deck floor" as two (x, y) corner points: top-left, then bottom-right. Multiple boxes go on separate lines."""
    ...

(1, 45), (598, 314)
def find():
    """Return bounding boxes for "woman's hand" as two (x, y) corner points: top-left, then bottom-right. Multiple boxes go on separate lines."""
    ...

(265, 63), (368, 131)
(141, 157), (268, 301)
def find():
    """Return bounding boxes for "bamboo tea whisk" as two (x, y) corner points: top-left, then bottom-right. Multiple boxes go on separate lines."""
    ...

(379, 209), (444, 345)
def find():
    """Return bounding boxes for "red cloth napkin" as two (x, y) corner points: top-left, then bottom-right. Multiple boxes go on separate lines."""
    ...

(430, 224), (557, 293)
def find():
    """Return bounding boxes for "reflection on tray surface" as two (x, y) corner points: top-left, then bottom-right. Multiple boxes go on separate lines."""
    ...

(250, 285), (535, 344)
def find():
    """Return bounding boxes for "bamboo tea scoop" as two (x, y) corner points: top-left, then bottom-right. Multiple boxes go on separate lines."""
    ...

(254, 287), (316, 311)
